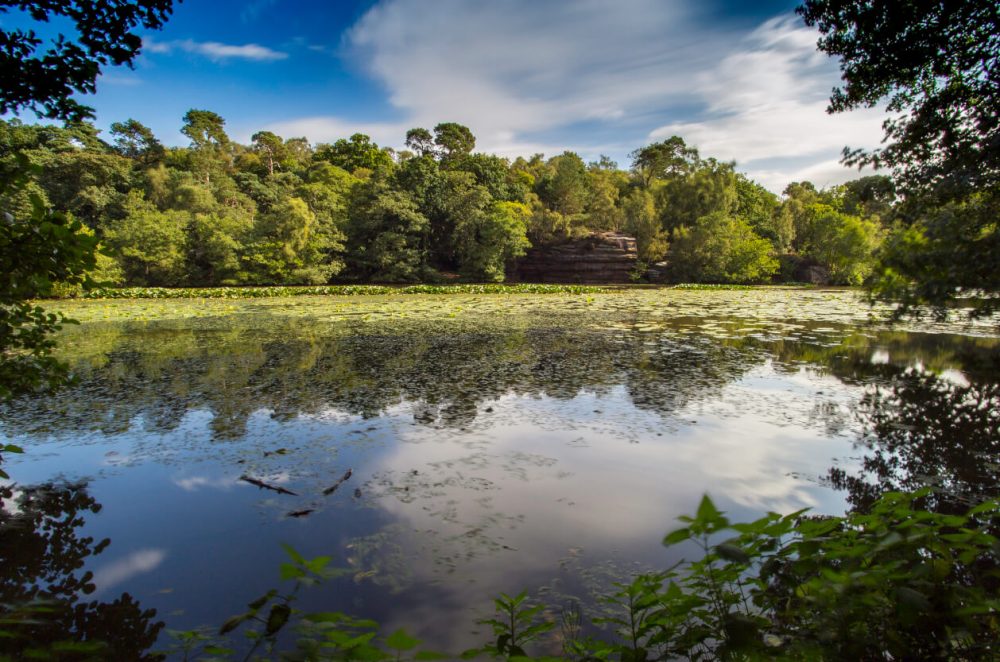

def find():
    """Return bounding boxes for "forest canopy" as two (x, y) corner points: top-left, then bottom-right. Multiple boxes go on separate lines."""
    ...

(0, 115), (893, 289)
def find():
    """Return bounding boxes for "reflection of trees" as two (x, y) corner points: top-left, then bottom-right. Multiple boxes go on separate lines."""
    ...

(828, 367), (1000, 518)
(767, 330), (1000, 386)
(1, 320), (766, 440)
(0, 482), (163, 659)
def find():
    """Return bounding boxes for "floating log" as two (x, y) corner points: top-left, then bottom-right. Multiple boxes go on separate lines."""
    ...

(322, 468), (353, 496)
(239, 474), (298, 496)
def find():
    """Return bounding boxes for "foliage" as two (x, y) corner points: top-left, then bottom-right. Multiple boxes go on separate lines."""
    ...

(0, 160), (98, 401)
(78, 283), (612, 299)
(0, 0), (176, 121)
(798, 0), (1000, 316)
(2, 115), (893, 291)
(177, 489), (1000, 660)
(798, 203), (883, 285)
(798, 0), (999, 195)
(463, 591), (555, 659)
(868, 191), (1000, 320)
(161, 544), (445, 661)
(668, 212), (778, 284)
(453, 200), (531, 282)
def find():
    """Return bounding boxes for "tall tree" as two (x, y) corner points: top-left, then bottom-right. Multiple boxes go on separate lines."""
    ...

(109, 119), (165, 165)
(799, 0), (1000, 318)
(0, 0), (177, 425)
(433, 122), (476, 164)
(799, 0), (999, 194)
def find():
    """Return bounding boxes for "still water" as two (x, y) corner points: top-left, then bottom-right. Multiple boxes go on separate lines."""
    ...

(2, 288), (998, 656)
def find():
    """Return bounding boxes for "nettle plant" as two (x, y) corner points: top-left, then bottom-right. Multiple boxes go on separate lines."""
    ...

(470, 490), (999, 661)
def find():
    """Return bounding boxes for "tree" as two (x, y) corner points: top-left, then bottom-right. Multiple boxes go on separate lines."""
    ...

(315, 133), (394, 174)
(657, 159), (738, 233)
(799, 0), (1000, 317)
(250, 130), (286, 177)
(346, 182), (429, 282)
(0, 0), (177, 413)
(734, 175), (784, 250)
(630, 136), (699, 188)
(103, 193), (187, 286)
(404, 128), (435, 158)
(802, 204), (883, 285)
(537, 151), (588, 217)
(109, 119), (165, 165)
(799, 0), (999, 194)
(0, 162), (97, 401)
(0, 0), (175, 121)
(433, 122), (475, 164)
(668, 212), (778, 284)
(453, 200), (530, 282)
(181, 109), (231, 184)
(623, 188), (668, 263)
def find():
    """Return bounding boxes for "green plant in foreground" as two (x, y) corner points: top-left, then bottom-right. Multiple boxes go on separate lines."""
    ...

(463, 591), (556, 659)
(182, 489), (998, 661)
(161, 544), (444, 661)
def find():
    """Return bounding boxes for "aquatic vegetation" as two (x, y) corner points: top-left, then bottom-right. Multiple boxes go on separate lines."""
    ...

(75, 283), (612, 300)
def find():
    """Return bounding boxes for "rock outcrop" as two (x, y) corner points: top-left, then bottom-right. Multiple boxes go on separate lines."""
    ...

(511, 232), (638, 283)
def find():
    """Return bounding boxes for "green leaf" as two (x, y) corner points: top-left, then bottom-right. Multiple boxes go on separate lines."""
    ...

(203, 646), (235, 655)
(247, 589), (277, 611)
(896, 587), (932, 612)
(696, 494), (721, 522)
(663, 527), (691, 546)
(715, 543), (751, 565)
(281, 543), (306, 565)
(280, 563), (305, 581)
(265, 603), (291, 636)
(385, 628), (420, 651)
(414, 651), (450, 660)
(219, 613), (249, 635)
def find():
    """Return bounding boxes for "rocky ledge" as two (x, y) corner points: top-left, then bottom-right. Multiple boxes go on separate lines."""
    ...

(511, 232), (638, 283)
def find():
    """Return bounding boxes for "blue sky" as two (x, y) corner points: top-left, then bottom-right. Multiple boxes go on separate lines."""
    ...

(7, 0), (886, 192)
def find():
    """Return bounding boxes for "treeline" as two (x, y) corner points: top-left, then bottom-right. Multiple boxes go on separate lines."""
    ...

(0, 113), (893, 288)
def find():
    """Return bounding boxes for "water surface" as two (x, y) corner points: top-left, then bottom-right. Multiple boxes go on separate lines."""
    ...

(3, 288), (997, 655)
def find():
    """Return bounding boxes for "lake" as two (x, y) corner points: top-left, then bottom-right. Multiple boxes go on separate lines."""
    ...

(2, 287), (997, 657)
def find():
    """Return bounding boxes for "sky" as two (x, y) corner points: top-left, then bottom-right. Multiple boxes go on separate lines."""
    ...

(7, 0), (887, 193)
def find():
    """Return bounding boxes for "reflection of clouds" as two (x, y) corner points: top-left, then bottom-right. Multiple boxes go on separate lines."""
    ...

(92, 549), (166, 595)
(172, 475), (240, 492)
(359, 368), (860, 650)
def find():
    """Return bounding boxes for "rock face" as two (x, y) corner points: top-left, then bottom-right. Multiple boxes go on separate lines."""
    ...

(511, 232), (638, 283)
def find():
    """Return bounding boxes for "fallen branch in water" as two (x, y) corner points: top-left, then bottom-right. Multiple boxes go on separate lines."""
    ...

(239, 475), (298, 496)
(323, 469), (353, 496)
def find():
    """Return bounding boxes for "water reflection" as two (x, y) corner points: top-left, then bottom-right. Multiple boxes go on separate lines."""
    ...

(0, 481), (163, 659)
(0, 310), (997, 654)
(827, 364), (1000, 518)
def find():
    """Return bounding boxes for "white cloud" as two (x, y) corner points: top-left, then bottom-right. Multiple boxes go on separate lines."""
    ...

(265, 116), (407, 146)
(144, 37), (288, 62)
(91, 549), (167, 595)
(266, 2), (884, 190)
(344, 0), (722, 151)
(647, 16), (885, 189)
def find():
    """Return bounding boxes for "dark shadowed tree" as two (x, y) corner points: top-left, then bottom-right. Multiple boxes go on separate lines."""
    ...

(0, 0), (176, 121)
(799, 0), (1000, 318)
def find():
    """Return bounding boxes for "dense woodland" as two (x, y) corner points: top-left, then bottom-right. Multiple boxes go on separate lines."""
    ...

(0, 114), (894, 289)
